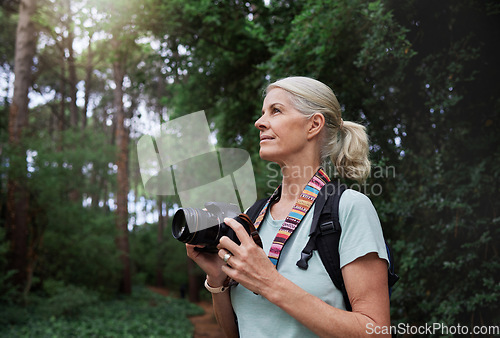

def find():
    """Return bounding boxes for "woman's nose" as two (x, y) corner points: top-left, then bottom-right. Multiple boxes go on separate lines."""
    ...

(255, 114), (268, 130)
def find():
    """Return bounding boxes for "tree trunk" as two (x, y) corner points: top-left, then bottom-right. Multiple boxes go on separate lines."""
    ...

(156, 197), (165, 287)
(82, 33), (93, 130)
(63, 0), (78, 128)
(57, 44), (66, 153)
(6, 0), (38, 293)
(67, 32), (78, 128)
(187, 258), (201, 303)
(112, 37), (131, 294)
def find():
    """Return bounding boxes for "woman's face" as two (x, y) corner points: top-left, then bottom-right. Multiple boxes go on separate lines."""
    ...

(255, 88), (312, 165)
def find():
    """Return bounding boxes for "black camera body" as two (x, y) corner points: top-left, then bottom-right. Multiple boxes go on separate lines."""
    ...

(172, 202), (252, 251)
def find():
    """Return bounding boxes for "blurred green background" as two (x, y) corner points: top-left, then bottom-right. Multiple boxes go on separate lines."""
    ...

(1, 0), (499, 336)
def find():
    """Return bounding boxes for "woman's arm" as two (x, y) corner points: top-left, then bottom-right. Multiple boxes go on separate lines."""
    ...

(186, 245), (239, 337)
(264, 253), (390, 337)
(210, 286), (239, 338)
(219, 218), (390, 338)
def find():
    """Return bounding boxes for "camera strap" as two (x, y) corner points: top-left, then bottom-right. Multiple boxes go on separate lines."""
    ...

(238, 213), (263, 249)
(253, 168), (330, 268)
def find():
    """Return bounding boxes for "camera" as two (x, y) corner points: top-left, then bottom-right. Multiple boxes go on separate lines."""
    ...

(172, 202), (257, 252)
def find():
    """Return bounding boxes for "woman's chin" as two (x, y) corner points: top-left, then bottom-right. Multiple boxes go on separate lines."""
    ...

(259, 149), (274, 161)
(259, 150), (284, 165)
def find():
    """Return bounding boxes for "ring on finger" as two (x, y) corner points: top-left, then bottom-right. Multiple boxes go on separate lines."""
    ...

(223, 253), (232, 264)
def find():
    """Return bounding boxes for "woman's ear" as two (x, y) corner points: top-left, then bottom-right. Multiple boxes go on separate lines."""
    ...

(307, 113), (325, 140)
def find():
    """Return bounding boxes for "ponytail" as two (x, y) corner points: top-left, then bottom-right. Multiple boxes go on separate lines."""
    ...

(326, 121), (371, 183)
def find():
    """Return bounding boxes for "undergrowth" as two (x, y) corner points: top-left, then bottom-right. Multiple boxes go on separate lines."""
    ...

(0, 285), (203, 337)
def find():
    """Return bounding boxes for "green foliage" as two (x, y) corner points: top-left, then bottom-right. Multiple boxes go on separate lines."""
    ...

(130, 221), (191, 290)
(0, 270), (18, 303)
(23, 128), (121, 294)
(143, 0), (269, 148)
(40, 280), (99, 317)
(0, 287), (203, 337)
(129, 224), (159, 285)
(0, 303), (30, 327)
(0, 218), (20, 304)
(0, 6), (17, 70)
(0, 125), (122, 298)
(377, 0), (500, 328)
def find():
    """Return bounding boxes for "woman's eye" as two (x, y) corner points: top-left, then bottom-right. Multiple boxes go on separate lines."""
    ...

(261, 107), (281, 116)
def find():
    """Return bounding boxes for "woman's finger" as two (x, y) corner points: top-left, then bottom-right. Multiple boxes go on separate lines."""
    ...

(219, 235), (240, 255)
(218, 248), (235, 266)
(223, 217), (253, 245)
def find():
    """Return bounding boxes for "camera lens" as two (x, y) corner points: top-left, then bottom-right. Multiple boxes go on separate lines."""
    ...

(172, 208), (196, 243)
(172, 213), (186, 237)
(172, 208), (222, 246)
(172, 203), (258, 250)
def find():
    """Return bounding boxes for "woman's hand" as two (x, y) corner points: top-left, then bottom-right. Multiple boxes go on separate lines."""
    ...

(217, 218), (280, 295)
(186, 244), (227, 286)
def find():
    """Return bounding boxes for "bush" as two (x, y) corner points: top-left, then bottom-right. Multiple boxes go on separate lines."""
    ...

(40, 280), (100, 317)
(0, 286), (203, 337)
(130, 222), (191, 291)
(0, 304), (29, 327)
(0, 228), (20, 304)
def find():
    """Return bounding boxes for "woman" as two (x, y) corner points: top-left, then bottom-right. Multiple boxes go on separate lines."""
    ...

(187, 76), (390, 337)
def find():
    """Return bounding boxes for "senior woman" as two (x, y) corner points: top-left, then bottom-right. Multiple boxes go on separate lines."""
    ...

(186, 76), (390, 337)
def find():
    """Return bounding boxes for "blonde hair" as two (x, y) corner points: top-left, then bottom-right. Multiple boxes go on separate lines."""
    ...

(266, 76), (371, 182)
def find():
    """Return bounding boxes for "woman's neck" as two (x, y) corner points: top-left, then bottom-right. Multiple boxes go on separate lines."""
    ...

(279, 163), (321, 203)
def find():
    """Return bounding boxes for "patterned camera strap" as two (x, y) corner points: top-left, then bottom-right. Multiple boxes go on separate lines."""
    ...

(254, 168), (330, 267)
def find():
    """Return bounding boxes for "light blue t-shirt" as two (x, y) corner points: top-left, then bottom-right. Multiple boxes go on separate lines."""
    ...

(230, 189), (389, 338)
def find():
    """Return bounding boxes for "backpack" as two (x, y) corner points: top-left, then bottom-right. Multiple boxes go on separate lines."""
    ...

(245, 180), (399, 311)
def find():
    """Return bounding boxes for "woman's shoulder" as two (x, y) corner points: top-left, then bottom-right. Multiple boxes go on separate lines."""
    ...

(337, 188), (387, 269)
(338, 188), (380, 228)
(339, 188), (375, 211)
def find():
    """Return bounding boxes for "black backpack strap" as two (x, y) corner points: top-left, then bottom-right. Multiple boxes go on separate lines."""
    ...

(296, 181), (331, 269)
(246, 185), (282, 224)
(296, 181), (351, 309)
(386, 241), (400, 295)
(315, 182), (350, 310)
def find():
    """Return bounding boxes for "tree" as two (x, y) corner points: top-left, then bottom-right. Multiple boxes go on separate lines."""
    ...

(112, 33), (132, 293)
(104, 0), (150, 294)
(6, 0), (38, 295)
(155, 197), (165, 287)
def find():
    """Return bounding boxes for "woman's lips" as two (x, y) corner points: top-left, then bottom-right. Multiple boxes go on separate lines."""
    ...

(260, 135), (274, 143)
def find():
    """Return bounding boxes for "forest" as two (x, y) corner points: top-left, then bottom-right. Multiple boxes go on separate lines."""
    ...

(1, 0), (499, 336)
